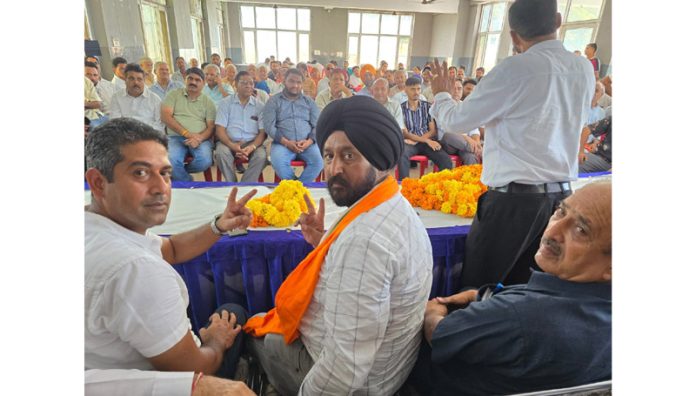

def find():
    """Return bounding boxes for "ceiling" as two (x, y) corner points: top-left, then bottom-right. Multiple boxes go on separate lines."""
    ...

(223, 0), (461, 14)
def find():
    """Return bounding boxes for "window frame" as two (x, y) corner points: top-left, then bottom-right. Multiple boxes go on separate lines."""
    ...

(346, 11), (414, 68)
(138, 0), (173, 65)
(473, 2), (508, 73)
(240, 5), (311, 64)
(558, 0), (607, 53)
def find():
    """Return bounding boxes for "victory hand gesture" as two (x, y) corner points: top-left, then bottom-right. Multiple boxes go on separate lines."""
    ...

(216, 187), (257, 233)
(297, 194), (325, 248)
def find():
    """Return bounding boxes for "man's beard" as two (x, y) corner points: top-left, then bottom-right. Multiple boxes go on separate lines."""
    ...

(327, 168), (377, 207)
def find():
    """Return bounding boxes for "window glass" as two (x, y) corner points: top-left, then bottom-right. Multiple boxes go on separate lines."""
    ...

(256, 30), (277, 61)
(348, 12), (361, 34)
(299, 33), (309, 63)
(483, 33), (500, 72)
(278, 31), (297, 63)
(243, 31), (256, 63)
(348, 36), (359, 67)
(397, 37), (410, 67)
(255, 7), (275, 29)
(562, 27), (594, 53)
(380, 14), (398, 35)
(298, 9), (310, 31)
(399, 15), (413, 35)
(479, 4), (491, 32)
(489, 3), (506, 31)
(568, 0), (603, 22)
(361, 13), (380, 34)
(360, 35), (378, 66)
(379, 36), (397, 68)
(241, 6), (255, 28)
(277, 8), (296, 30)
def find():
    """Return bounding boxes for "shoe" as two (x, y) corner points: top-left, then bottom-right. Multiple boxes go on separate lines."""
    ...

(236, 163), (246, 174)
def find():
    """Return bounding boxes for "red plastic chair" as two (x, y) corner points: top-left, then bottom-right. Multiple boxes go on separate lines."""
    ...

(274, 160), (323, 183)
(184, 155), (214, 182)
(395, 155), (429, 180)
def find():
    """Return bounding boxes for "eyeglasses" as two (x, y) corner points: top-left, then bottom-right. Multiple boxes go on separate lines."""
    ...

(237, 80), (255, 86)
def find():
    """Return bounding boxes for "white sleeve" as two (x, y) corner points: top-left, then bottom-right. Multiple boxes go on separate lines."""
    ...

(85, 369), (193, 396)
(103, 258), (191, 358)
(299, 232), (394, 394)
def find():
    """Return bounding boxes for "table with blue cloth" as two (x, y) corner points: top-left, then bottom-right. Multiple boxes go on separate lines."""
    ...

(84, 172), (611, 333)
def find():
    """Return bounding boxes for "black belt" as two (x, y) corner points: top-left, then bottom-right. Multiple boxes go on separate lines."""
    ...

(488, 182), (572, 194)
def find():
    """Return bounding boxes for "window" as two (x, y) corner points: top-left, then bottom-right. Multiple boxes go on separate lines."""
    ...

(140, 0), (172, 64)
(558, 0), (605, 53)
(240, 6), (310, 64)
(473, 2), (507, 72)
(190, 0), (205, 61)
(347, 12), (412, 68)
(215, 4), (227, 57)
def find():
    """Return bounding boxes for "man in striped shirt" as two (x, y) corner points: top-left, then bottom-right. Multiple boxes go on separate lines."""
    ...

(397, 77), (453, 180)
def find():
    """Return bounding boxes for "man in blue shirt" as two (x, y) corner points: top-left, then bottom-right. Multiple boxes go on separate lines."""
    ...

(411, 182), (612, 395)
(262, 68), (322, 184)
(202, 64), (234, 107)
(214, 71), (267, 183)
(150, 61), (184, 100)
(397, 77), (452, 180)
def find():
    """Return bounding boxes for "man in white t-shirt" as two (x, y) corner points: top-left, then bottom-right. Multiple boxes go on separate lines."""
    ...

(84, 118), (256, 394)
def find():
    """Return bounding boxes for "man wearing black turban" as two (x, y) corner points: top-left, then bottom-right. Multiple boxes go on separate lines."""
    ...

(248, 95), (433, 395)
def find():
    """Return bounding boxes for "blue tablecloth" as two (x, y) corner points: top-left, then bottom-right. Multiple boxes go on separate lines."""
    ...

(171, 225), (470, 333)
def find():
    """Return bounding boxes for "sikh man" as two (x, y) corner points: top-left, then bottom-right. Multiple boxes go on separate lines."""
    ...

(354, 63), (377, 97)
(161, 67), (217, 181)
(85, 118), (256, 395)
(263, 68), (323, 184)
(430, 0), (595, 288)
(411, 182), (612, 395)
(150, 61), (184, 100)
(108, 63), (164, 133)
(214, 71), (268, 182)
(314, 68), (350, 111)
(245, 95), (433, 395)
(202, 64), (234, 107)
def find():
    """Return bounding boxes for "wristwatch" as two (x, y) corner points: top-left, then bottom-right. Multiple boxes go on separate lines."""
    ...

(210, 214), (224, 235)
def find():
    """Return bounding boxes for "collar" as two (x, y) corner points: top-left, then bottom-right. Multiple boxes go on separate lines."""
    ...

(280, 91), (304, 102)
(85, 211), (161, 254)
(183, 89), (201, 100)
(526, 271), (611, 300)
(525, 39), (563, 54)
(232, 93), (256, 106)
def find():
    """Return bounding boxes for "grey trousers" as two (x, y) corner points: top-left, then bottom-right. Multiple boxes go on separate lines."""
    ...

(247, 325), (314, 396)
(440, 133), (480, 165)
(214, 141), (268, 182)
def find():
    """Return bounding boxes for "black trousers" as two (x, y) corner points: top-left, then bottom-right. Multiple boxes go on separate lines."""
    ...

(207, 303), (249, 379)
(461, 189), (570, 289)
(398, 142), (453, 180)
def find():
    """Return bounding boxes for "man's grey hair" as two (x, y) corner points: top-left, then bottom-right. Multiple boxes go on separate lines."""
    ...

(395, 70), (407, 78)
(154, 61), (169, 71)
(372, 78), (389, 88)
(204, 63), (220, 75)
(85, 118), (168, 182)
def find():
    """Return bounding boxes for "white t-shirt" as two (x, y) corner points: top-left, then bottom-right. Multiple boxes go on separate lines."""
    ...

(85, 211), (196, 371)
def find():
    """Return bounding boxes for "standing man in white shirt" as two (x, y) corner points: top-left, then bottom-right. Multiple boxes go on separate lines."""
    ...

(214, 71), (268, 182)
(111, 57), (127, 91)
(84, 117), (256, 393)
(430, 0), (595, 288)
(109, 63), (164, 132)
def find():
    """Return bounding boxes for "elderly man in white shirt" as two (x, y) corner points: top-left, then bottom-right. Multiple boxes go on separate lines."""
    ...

(372, 78), (407, 133)
(430, 0), (595, 289)
(245, 96), (432, 396)
(108, 63), (164, 133)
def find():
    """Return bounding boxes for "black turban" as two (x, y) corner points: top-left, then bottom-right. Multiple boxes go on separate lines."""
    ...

(316, 96), (404, 171)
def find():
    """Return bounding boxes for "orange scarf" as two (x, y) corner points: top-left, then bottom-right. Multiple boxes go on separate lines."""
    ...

(244, 176), (399, 344)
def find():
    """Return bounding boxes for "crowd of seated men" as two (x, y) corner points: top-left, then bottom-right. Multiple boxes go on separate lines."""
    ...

(85, 45), (611, 184)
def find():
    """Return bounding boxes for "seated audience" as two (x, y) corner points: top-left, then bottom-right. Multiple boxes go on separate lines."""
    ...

(348, 65), (363, 91)
(372, 78), (407, 134)
(211, 53), (225, 78)
(256, 64), (280, 95)
(85, 369), (253, 395)
(138, 56), (155, 87)
(580, 116), (612, 173)
(109, 63), (164, 132)
(263, 68), (322, 184)
(447, 66), (457, 79)
(214, 71), (268, 183)
(413, 182), (612, 395)
(190, 57), (200, 69)
(85, 118), (256, 385)
(474, 66), (485, 82)
(297, 62), (317, 99)
(315, 68), (350, 111)
(150, 61), (184, 101)
(245, 96), (433, 395)
(161, 67), (216, 181)
(269, 60), (281, 81)
(316, 61), (335, 93)
(172, 56), (187, 84)
(385, 69), (396, 87)
(389, 69), (407, 97)
(223, 64), (238, 89)
(355, 64), (377, 97)
(202, 64), (234, 107)
(378, 60), (389, 77)
(457, 66), (466, 80)
(397, 77), (453, 180)
(84, 76), (107, 129)
(597, 75), (612, 109)
(111, 56), (127, 90)
(437, 79), (482, 165)
(421, 66), (435, 102)
(85, 60), (115, 113)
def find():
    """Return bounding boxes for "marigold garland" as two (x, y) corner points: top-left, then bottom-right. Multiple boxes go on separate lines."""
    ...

(401, 165), (487, 217)
(246, 180), (315, 228)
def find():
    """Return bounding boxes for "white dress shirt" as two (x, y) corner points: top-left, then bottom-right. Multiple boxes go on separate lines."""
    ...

(85, 212), (198, 371)
(430, 39), (595, 187)
(112, 76), (126, 90)
(95, 79), (115, 113)
(85, 369), (193, 396)
(391, 90), (427, 104)
(298, 191), (433, 395)
(380, 98), (406, 129)
(109, 88), (164, 132)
